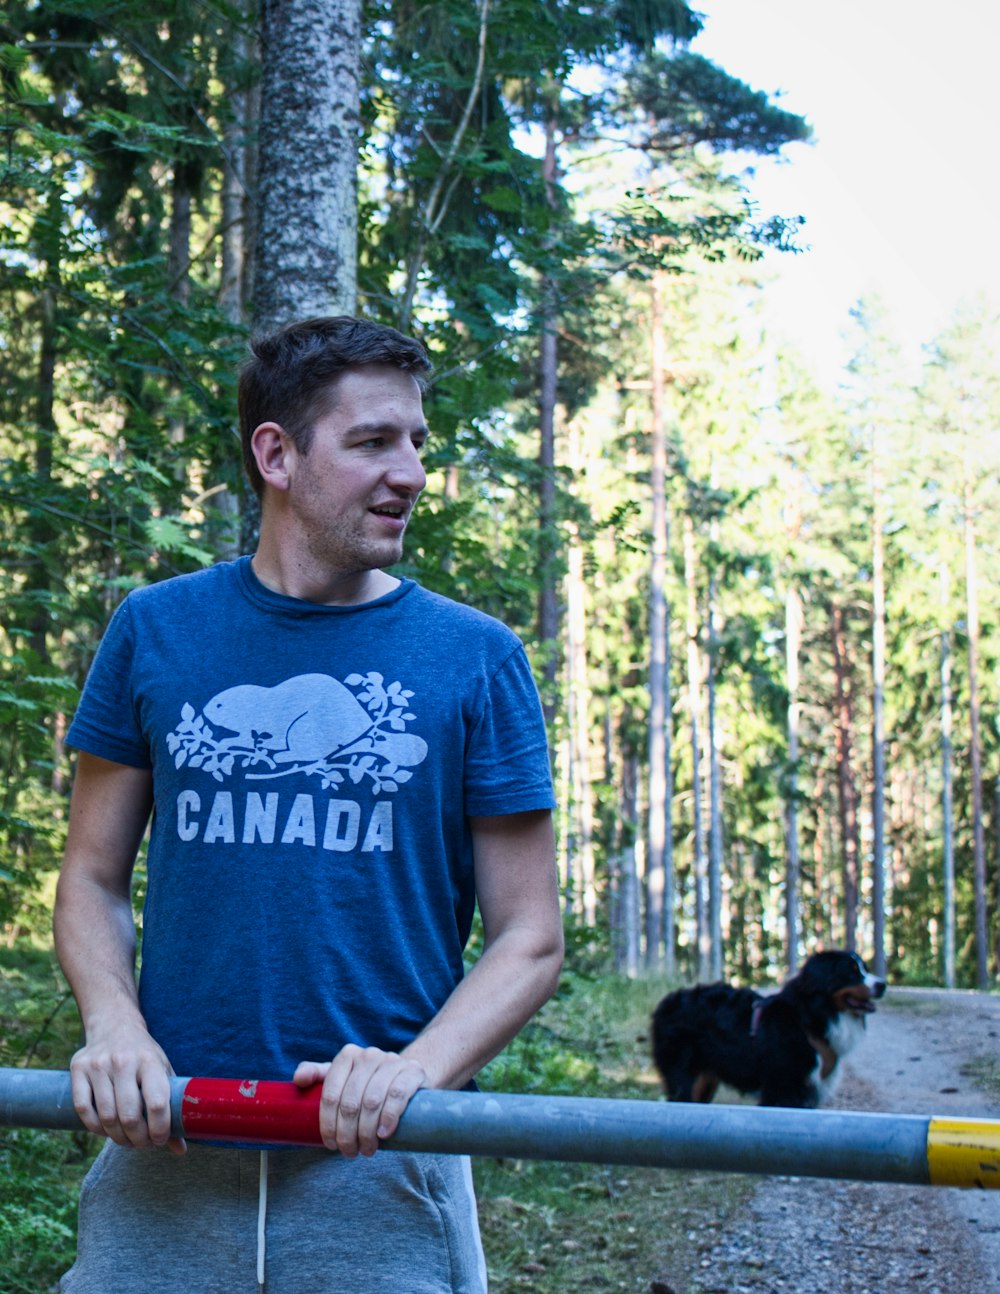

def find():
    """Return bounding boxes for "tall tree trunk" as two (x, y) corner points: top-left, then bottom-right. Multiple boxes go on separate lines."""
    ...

(870, 441), (887, 976)
(706, 559), (723, 981)
(811, 766), (831, 945)
(565, 500), (596, 925)
(167, 160), (194, 478)
(939, 562), (956, 989)
(831, 603), (860, 952)
(683, 512), (708, 978)
(618, 748), (642, 978)
(995, 779), (1000, 981)
(784, 582), (803, 969)
(535, 108), (561, 725)
(732, 836), (749, 979)
(220, 16), (251, 325)
(213, 28), (251, 561)
(603, 708), (619, 950)
(234, 19), (262, 555)
(645, 272), (674, 972)
(963, 477), (989, 987)
(241, 30), (262, 322)
(556, 730), (573, 908)
(254, 0), (360, 330)
(28, 185), (61, 666)
(28, 283), (57, 667)
(167, 159), (193, 311)
(819, 773), (840, 945)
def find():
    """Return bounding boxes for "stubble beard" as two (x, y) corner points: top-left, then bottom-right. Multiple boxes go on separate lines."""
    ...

(303, 514), (407, 582)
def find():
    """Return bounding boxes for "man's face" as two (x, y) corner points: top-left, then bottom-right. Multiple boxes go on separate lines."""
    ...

(285, 364), (428, 578)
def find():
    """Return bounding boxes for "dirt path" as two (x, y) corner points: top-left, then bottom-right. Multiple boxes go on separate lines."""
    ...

(679, 989), (1000, 1294)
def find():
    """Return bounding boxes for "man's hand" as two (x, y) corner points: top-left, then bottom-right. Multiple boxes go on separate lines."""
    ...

(69, 1024), (185, 1153)
(293, 1047), (427, 1157)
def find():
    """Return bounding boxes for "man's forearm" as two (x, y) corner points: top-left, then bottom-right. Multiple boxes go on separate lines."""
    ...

(54, 871), (145, 1035)
(401, 920), (564, 1091)
(54, 752), (155, 1037)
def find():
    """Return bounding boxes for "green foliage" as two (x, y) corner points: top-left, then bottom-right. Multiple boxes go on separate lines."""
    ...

(0, 945), (80, 1069)
(622, 49), (812, 158)
(0, 946), (98, 1293)
(0, 1130), (81, 1294)
(0, 647), (74, 932)
(485, 968), (667, 1093)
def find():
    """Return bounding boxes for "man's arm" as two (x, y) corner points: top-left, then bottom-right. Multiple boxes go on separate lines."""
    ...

(53, 752), (180, 1150)
(294, 808), (564, 1157)
(404, 809), (564, 1085)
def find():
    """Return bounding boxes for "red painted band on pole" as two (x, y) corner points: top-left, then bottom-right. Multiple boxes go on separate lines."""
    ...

(180, 1078), (325, 1144)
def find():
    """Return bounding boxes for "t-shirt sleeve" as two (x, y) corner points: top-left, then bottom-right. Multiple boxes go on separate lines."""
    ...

(463, 644), (555, 817)
(65, 599), (151, 769)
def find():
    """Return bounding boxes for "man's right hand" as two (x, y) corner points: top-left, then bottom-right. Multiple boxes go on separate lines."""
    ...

(69, 1024), (186, 1153)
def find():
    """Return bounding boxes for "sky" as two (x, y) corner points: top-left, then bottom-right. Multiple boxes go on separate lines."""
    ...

(689, 0), (1000, 386)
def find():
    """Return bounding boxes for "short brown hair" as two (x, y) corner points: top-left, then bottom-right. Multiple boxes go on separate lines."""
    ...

(238, 316), (432, 498)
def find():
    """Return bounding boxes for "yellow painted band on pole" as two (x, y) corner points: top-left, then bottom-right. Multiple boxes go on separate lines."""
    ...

(927, 1118), (1000, 1189)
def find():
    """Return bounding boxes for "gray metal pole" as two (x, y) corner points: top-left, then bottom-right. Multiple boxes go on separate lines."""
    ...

(0, 1067), (88, 1133)
(0, 1066), (947, 1186)
(392, 1089), (932, 1185)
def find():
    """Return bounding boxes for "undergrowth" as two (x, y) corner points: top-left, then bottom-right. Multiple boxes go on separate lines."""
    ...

(0, 1128), (93, 1294)
(0, 944), (99, 1294)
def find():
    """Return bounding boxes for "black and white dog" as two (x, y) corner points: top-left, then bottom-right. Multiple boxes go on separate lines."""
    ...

(651, 951), (886, 1109)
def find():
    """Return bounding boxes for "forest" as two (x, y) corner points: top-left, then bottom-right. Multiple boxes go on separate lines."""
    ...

(1, 0), (999, 1002)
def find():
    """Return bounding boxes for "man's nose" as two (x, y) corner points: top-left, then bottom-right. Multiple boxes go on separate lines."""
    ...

(387, 441), (427, 493)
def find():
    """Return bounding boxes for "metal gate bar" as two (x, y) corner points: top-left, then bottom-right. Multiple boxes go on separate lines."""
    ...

(1, 1068), (997, 1190)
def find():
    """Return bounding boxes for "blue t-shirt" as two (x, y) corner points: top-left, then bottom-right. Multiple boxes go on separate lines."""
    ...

(67, 558), (555, 1080)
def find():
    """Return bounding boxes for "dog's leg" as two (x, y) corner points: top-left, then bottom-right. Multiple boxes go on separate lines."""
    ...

(690, 1073), (720, 1103)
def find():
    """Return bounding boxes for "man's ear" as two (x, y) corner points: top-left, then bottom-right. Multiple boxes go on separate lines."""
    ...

(251, 422), (293, 493)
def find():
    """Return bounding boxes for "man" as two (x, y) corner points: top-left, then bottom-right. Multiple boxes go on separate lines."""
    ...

(54, 316), (564, 1293)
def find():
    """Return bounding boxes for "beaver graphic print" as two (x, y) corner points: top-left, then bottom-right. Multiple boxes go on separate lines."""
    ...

(204, 675), (373, 764)
(166, 671), (428, 797)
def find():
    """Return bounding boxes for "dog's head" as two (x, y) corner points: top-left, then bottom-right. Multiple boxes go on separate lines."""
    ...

(797, 950), (886, 1018)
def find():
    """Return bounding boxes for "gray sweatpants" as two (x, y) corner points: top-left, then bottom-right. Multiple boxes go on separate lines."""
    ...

(60, 1141), (488, 1293)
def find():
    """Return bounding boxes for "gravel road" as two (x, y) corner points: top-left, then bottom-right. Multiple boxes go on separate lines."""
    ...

(681, 988), (1000, 1294)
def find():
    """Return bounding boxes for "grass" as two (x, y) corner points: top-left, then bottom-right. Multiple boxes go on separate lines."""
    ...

(958, 1055), (1000, 1101)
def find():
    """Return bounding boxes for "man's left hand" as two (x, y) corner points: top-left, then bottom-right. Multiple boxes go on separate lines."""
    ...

(293, 1047), (428, 1157)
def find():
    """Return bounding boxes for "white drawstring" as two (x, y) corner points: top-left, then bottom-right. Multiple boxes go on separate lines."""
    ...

(257, 1150), (269, 1291)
